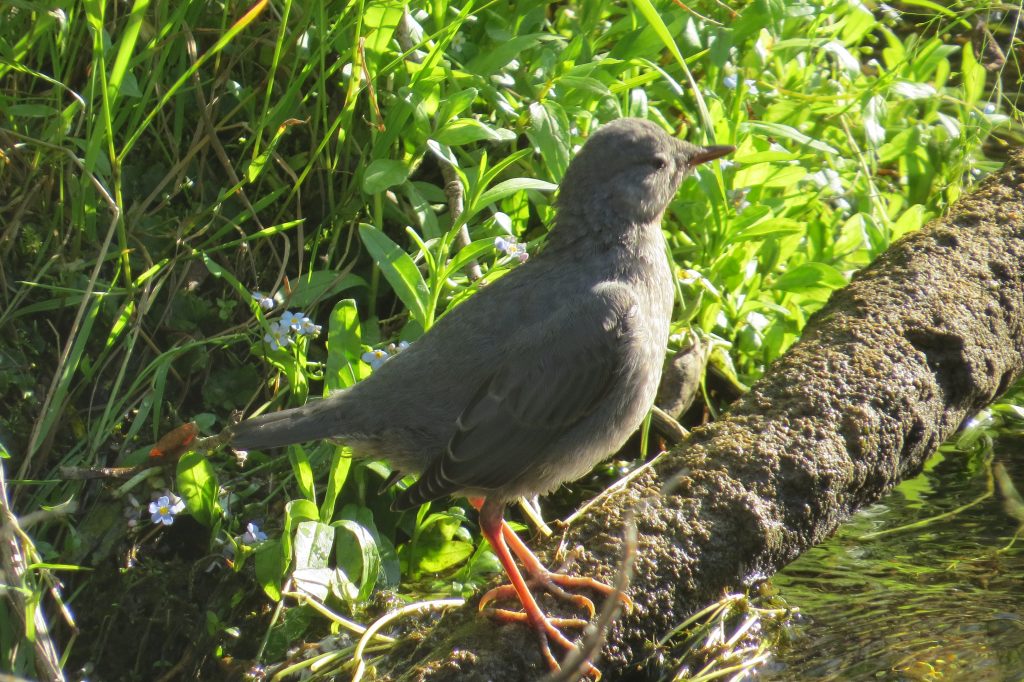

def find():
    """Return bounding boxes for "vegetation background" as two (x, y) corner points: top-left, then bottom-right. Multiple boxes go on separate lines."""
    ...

(0, 0), (1020, 679)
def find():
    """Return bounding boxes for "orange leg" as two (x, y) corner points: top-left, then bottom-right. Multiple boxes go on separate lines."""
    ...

(471, 497), (627, 678)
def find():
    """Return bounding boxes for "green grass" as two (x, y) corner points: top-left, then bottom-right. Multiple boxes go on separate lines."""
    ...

(0, 0), (1019, 678)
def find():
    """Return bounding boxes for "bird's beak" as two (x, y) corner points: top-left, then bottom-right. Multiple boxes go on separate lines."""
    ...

(689, 145), (735, 167)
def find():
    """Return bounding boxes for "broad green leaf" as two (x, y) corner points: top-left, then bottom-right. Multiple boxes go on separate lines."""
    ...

(773, 262), (848, 293)
(334, 519), (382, 604)
(176, 451), (220, 527)
(292, 567), (333, 602)
(325, 299), (367, 392)
(526, 101), (571, 179)
(733, 218), (805, 242)
(254, 539), (286, 601)
(408, 510), (474, 575)
(286, 271), (366, 309)
(293, 521), (335, 570)
(742, 121), (839, 154)
(437, 87), (478, 124)
(475, 178), (557, 209)
(891, 81), (937, 100)
(288, 444), (315, 504)
(281, 499), (319, 577)
(733, 163), (807, 188)
(436, 119), (516, 146)
(5, 104), (58, 117)
(464, 34), (559, 75)
(426, 139), (459, 167)
(362, 0), (404, 56)
(445, 238), (499, 279)
(320, 446), (352, 523)
(358, 224), (429, 326)
(961, 42), (985, 106)
(892, 204), (928, 240)
(414, 539), (474, 573)
(362, 159), (409, 194)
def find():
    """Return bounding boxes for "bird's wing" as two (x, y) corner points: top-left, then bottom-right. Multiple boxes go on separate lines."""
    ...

(394, 284), (640, 508)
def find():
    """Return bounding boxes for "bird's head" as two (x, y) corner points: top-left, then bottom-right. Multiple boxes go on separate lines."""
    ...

(556, 118), (733, 229)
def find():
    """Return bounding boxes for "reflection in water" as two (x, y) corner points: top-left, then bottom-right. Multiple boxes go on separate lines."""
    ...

(763, 442), (1024, 681)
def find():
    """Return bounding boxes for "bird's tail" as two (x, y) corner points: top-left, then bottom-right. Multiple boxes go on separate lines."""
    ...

(230, 397), (347, 450)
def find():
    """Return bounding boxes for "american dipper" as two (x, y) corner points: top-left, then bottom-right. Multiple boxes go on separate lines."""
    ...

(231, 118), (733, 674)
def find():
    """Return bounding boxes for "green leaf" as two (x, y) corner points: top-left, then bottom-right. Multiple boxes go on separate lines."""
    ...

(325, 299), (368, 392)
(293, 521), (335, 570)
(733, 163), (807, 189)
(201, 253), (250, 300)
(475, 178), (557, 210)
(176, 451), (220, 527)
(334, 520), (382, 604)
(254, 539), (286, 601)
(415, 539), (474, 573)
(437, 87), (479, 124)
(773, 262), (848, 293)
(292, 567), (334, 602)
(5, 104), (58, 117)
(526, 101), (572, 180)
(464, 33), (559, 75)
(362, 159), (409, 194)
(287, 271), (366, 309)
(288, 444), (315, 504)
(742, 121), (839, 154)
(362, 0), (405, 56)
(733, 218), (805, 243)
(319, 446), (352, 523)
(961, 42), (985, 106)
(281, 499), (319, 577)
(436, 119), (516, 146)
(445, 238), (499, 279)
(408, 510), (474, 575)
(358, 224), (430, 326)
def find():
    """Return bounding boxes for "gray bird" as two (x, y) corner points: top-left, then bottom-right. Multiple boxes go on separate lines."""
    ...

(230, 117), (732, 674)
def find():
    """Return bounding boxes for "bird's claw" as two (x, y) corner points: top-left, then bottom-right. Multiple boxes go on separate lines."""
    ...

(478, 580), (597, 617)
(481, 607), (589, 629)
(483, 606), (600, 679)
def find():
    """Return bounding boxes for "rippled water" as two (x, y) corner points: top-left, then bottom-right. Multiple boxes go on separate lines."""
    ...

(763, 441), (1024, 681)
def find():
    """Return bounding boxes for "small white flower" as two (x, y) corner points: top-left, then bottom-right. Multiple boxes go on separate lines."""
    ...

(264, 321), (293, 351)
(280, 310), (304, 330)
(297, 316), (322, 337)
(495, 236), (528, 263)
(149, 493), (186, 525)
(250, 291), (276, 311)
(361, 349), (390, 371)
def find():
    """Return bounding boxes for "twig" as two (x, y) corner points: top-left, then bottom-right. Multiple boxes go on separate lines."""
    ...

(518, 496), (553, 537)
(58, 465), (147, 480)
(0, 461), (66, 681)
(440, 162), (483, 281)
(650, 405), (689, 445)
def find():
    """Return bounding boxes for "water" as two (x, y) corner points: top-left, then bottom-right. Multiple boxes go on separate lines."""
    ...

(763, 441), (1024, 681)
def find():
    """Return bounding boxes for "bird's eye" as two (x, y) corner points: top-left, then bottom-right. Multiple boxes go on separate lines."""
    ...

(652, 156), (668, 171)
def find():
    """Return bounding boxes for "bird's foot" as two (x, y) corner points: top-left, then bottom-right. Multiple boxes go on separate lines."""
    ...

(479, 570), (633, 618)
(480, 600), (600, 678)
(479, 571), (633, 679)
